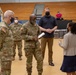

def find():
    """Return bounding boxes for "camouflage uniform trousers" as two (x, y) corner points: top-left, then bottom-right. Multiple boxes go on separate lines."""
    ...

(24, 48), (43, 75)
(13, 40), (22, 57)
(1, 60), (12, 75)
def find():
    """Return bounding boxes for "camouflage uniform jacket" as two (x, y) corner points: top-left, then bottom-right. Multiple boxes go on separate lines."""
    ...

(10, 23), (22, 41)
(21, 21), (41, 48)
(0, 21), (14, 61)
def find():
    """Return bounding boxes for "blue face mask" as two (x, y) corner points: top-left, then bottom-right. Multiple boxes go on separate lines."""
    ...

(10, 17), (14, 23)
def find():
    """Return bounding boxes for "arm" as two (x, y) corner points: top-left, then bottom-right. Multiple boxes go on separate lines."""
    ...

(38, 26), (46, 32)
(51, 26), (57, 32)
(59, 34), (68, 50)
(38, 17), (57, 33)
(21, 24), (34, 41)
(0, 27), (7, 50)
(52, 18), (58, 31)
(38, 17), (46, 32)
(37, 25), (41, 35)
(39, 25), (57, 33)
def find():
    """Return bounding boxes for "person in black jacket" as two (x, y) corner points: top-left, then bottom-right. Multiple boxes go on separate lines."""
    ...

(38, 7), (57, 66)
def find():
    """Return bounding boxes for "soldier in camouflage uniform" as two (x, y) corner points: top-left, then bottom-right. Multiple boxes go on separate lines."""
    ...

(10, 17), (22, 60)
(21, 14), (43, 75)
(0, 10), (14, 75)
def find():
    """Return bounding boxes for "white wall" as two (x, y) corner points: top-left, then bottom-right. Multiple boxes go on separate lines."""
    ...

(0, 0), (76, 3)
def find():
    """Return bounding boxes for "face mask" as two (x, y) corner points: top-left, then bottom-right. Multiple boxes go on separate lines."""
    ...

(10, 17), (14, 23)
(30, 20), (36, 25)
(14, 20), (18, 23)
(45, 11), (50, 16)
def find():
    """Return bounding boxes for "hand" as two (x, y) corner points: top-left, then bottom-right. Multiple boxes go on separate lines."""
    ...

(46, 29), (53, 33)
(46, 29), (50, 33)
(49, 29), (53, 33)
(33, 36), (38, 41)
(58, 40), (62, 46)
(1, 27), (6, 33)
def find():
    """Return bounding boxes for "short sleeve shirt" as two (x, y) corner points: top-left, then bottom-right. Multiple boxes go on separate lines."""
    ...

(38, 15), (57, 38)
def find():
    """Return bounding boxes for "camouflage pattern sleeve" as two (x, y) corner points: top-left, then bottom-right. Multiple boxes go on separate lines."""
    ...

(21, 23), (34, 41)
(9, 23), (14, 31)
(0, 34), (3, 50)
(37, 25), (41, 35)
(21, 24), (27, 40)
(25, 35), (34, 41)
(0, 27), (7, 50)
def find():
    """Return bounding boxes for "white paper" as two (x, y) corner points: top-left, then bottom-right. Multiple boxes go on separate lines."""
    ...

(38, 32), (45, 39)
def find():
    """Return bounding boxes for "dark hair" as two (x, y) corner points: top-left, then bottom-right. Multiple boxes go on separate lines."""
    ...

(29, 14), (36, 21)
(71, 22), (76, 34)
(68, 22), (73, 27)
(29, 14), (36, 24)
(67, 22), (73, 32)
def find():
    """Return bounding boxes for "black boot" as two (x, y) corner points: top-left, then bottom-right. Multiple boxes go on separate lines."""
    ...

(49, 62), (54, 66)
(12, 56), (15, 61)
(28, 73), (31, 75)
